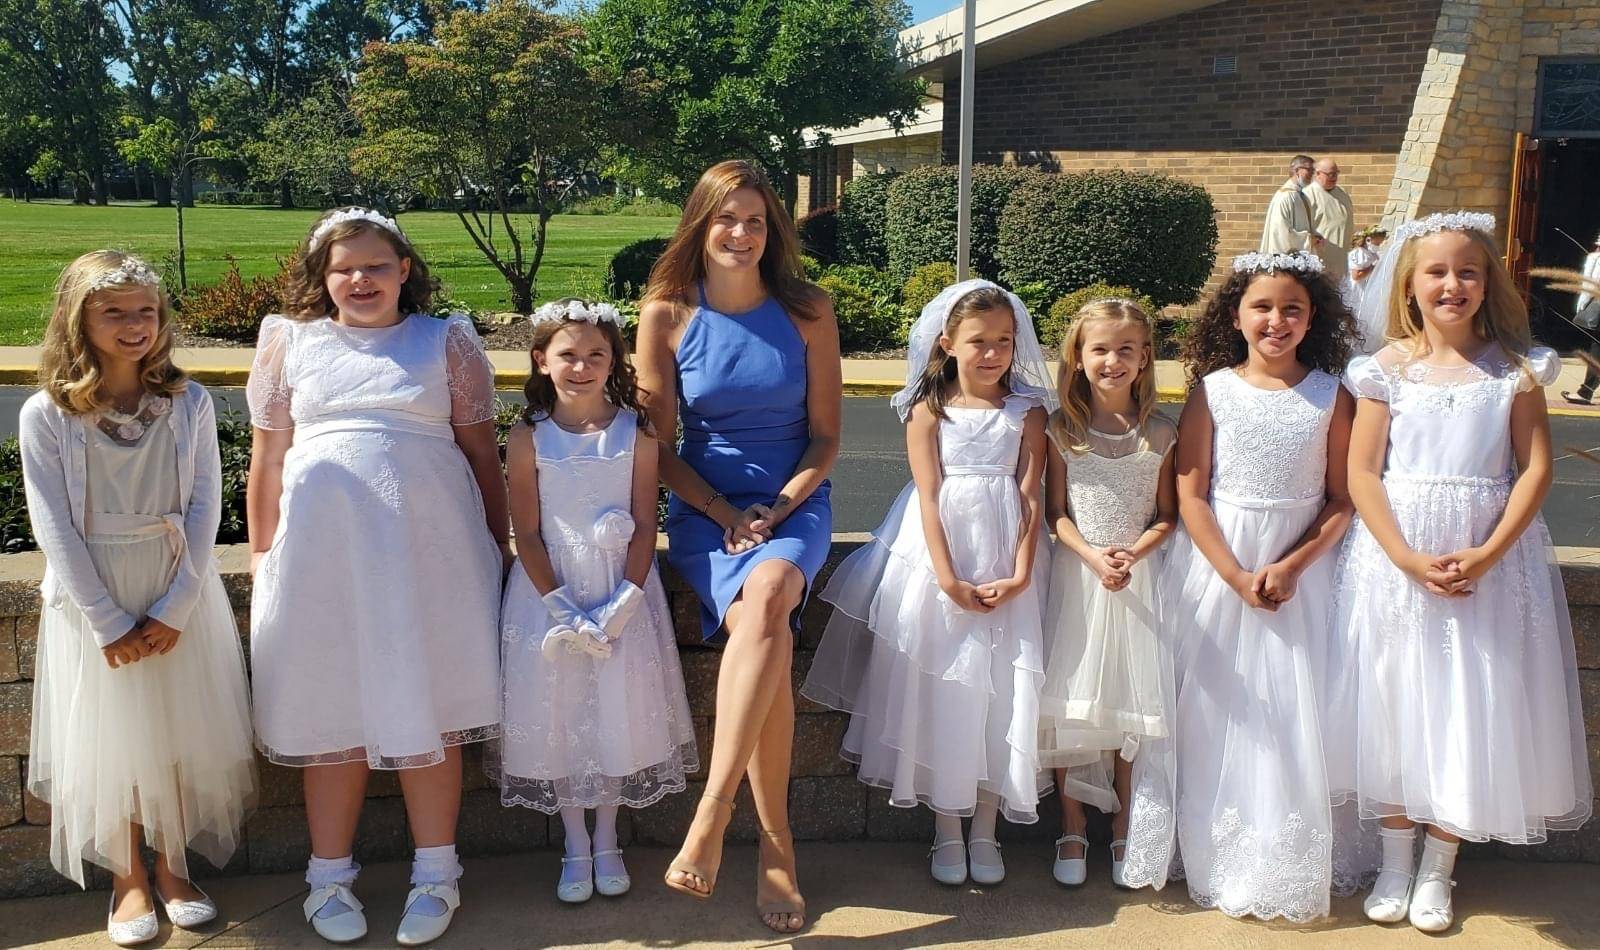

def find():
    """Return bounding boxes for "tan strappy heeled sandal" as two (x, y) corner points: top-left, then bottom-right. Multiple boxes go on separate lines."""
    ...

(756, 825), (806, 933)
(663, 793), (735, 900)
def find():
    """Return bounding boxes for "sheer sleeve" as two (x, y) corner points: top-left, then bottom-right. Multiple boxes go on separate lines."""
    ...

(1518, 346), (1562, 393)
(1342, 354), (1389, 402)
(247, 315), (296, 430)
(1144, 412), (1179, 457)
(444, 313), (497, 425)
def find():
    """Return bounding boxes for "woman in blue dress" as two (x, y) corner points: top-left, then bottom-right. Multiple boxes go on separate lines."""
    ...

(636, 160), (840, 934)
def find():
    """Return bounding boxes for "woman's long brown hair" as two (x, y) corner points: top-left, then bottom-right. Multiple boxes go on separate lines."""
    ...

(642, 160), (824, 321)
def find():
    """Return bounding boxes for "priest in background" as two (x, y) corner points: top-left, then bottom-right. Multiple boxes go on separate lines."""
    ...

(1304, 158), (1355, 282)
(1260, 155), (1320, 254)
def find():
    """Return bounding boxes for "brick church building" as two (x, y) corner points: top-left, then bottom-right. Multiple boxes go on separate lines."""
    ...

(800, 0), (1600, 333)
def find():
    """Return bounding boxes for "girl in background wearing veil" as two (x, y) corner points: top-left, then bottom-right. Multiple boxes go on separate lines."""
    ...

(803, 280), (1053, 887)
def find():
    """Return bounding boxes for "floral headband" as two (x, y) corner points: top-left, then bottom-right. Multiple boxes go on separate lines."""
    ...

(308, 208), (405, 252)
(530, 299), (623, 328)
(1232, 250), (1325, 276)
(1393, 211), (1495, 244)
(85, 258), (161, 293)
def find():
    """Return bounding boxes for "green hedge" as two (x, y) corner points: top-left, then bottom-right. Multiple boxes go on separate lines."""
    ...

(817, 266), (906, 353)
(606, 237), (669, 300)
(837, 171), (899, 269)
(885, 164), (1044, 283)
(900, 262), (956, 317)
(996, 170), (1217, 309)
(797, 204), (839, 263)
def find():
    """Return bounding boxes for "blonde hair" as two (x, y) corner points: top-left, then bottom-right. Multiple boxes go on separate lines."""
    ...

(1385, 227), (1531, 364)
(281, 207), (437, 320)
(38, 250), (187, 415)
(1050, 299), (1157, 454)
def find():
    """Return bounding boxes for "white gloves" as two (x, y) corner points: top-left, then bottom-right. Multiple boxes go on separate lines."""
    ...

(538, 582), (645, 661)
(591, 581), (645, 642)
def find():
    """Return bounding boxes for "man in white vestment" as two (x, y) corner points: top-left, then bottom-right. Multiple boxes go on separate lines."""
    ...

(1304, 159), (1355, 282)
(1260, 155), (1320, 255)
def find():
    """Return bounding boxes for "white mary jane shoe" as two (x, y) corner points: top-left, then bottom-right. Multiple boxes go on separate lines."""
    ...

(154, 883), (218, 929)
(396, 881), (461, 946)
(929, 837), (968, 886)
(557, 854), (595, 903)
(106, 892), (159, 947)
(1052, 834), (1088, 887)
(303, 883), (367, 944)
(1408, 875), (1455, 934)
(1363, 871), (1414, 923)
(967, 837), (1005, 885)
(1109, 838), (1132, 889)
(594, 848), (631, 897)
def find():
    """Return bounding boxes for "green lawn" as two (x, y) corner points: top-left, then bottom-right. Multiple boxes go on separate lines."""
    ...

(0, 201), (676, 344)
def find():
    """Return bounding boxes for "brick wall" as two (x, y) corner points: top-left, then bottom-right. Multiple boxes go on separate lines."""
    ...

(4, 543), (1599, 898)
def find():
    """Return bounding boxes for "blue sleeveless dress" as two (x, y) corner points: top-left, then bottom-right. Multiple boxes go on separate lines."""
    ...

(666, 286), (833, 641)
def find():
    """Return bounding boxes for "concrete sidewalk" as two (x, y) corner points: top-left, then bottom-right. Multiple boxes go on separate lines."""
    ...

(0, 347), (1596, 416)
(3, 843), (1596, 948)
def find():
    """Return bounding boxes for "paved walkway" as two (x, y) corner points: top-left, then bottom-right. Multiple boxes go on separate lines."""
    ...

(0, 348), (1595, 417)
(3, 844), (1598, 948)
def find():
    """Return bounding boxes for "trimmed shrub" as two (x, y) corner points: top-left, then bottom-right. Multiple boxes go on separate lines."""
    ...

(1008, 281), (1054, 326)
(0, 438), (31, 553)
(900, 262), (957, 317)
(1041, 284), (1158, 351)
(177, 257), (284, 342)
(818, 271), (905, 353)
(797, 204), (839, 263)
(997, 170), (1218, 309)
(837, 171), (899, 268)
(885, 163), (1044, 283)
(605, 237), (669, 300)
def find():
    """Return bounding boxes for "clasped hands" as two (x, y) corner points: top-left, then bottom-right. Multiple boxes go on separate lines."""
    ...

(940, 574), (1029, 614)
(100, 617), (182, 669)
(1230, 560), (1302, 612)
(721, 501), (782, 555)
(1404, 547), (1490, 598)
(540, 582), (645, 661)
(1084, 546), (1140, 593)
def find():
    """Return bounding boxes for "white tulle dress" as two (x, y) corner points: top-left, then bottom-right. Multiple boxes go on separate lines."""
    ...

(495, 409), (697, 812)
(803, 394), (1049, 823)
(27, 395), (256, 886)
(1038, 418), (1176, 813)
(247, 313), (503, 768)
(1129, 367), (1367, 921)
(1336, 345), (1592, 843)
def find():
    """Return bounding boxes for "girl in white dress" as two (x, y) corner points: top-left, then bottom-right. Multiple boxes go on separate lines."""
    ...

(804, 280), (1054, 887)
(1151, 251), (1364, 922)
(22, 251), (255, 947)
(1340, 212), (1592, 933)
(495, 299), (696, 905)
(246, 209), (509, 946)
(1037, 299), (1177, 889)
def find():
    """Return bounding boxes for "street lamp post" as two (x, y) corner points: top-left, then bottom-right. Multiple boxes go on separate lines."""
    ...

(956, 0), (977, 281)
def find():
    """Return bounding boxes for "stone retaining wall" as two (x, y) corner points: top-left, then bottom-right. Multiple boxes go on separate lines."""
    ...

(2, 541), (1597, 898)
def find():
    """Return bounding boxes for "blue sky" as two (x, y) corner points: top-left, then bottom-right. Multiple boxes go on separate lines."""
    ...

(908, 0), (958, 22)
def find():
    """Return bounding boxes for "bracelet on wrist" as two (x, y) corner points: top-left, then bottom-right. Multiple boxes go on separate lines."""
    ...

(701, 491), (725, 515)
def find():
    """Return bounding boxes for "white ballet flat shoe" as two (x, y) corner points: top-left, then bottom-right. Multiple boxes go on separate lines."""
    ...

(1363, 872), (1413, 923)
(303, 883), (367, 944)
(929, 837), (968, 886)
(106, 892), (159, 947)
(396, 882), (460, 946)
(1408, 876), (1454, 933)
(1109, 838), (1134, 888)
(967, 837), (1005, 885)
(557, 854), (595, 904)
(594, 848), (631, 897)
(1052, 834), (1087, 886)
(154, 883), (217, 929)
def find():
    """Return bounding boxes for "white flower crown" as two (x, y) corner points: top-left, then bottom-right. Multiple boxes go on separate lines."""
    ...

(1393, 211), (1495, 244)
(530, 299), (623, 328)
(85, 258), (161, 293)
(308, 208), (404, 252)
(1232, 250), (1325, 276)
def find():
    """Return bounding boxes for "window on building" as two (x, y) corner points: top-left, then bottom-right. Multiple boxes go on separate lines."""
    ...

(1536, 58), (1600, 137)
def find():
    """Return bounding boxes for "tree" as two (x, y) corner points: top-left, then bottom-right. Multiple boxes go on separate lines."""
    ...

(584, 0), (924, 205)
(0, 0), (121, 203)
(117, 114), (222, 289)
(353, 0), (617, 312)
(249, 80), (416, 209)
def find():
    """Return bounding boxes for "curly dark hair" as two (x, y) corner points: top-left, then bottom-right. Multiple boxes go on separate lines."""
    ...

(1180, 269), (1357, 389)
(523, 303), (650, 432)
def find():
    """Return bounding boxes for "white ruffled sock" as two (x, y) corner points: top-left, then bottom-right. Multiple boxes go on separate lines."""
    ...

(1364, 826), (1416, 922)
(306, 855), (360, 919)
(1410, 835), (1458, 932)
(407, 845), (461, 918)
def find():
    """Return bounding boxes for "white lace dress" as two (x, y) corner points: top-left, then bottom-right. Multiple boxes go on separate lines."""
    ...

(495, 409), (697, 811)
(1038, 418), (1177, 814)
(1130, 367), (1366, 921)
(803, 394), (1049, 823)
(1336, 345), (1592, 843)
(247, 313), (503, 768)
